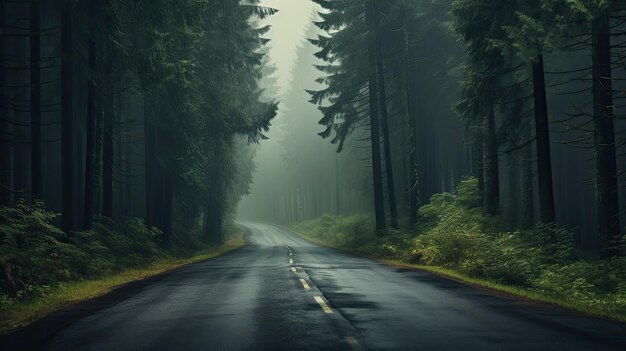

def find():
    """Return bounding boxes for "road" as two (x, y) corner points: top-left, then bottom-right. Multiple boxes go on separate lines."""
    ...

(24, 223), (626, 350)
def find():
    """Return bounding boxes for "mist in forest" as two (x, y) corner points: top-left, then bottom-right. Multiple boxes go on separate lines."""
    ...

(238, 1), (374, 223)
(239, 0), (626, 253)
(2, 1), (626, 349)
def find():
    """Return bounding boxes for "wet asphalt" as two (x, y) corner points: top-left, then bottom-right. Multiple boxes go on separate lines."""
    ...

(18, 223), (626, 350)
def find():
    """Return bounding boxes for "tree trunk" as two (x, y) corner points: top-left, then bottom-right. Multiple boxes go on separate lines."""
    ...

(102, 84), (114, 218)
(520, 124), (534, 229)
(335, 154), (341, 215)
(366, 0), (386, 234)
(30, 0), (42, 201)
(0, 2), (9, 206)
(506, 153), (518, 228)
(532, 56), (555, 224)
(162, 171), (173, 238)
(591, 13), (621, 257)
(12, 33), (28, 202)
(372, 0), (398, 229)
(483, 106), (499, 215)
(144, 92), (155, 226)
(83, 0), (97, 229)
(473, 136), (484, 194)
(404, 22), (420, 229)
(61, 1), (75, 232)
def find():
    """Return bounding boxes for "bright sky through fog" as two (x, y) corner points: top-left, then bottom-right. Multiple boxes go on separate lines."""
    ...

(237, 1), (317, 218)
(260, 0), (316, 97)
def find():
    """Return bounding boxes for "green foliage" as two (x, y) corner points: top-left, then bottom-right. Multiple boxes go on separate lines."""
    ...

(293, 178), (626, 318)
(0, 203), (206, 308)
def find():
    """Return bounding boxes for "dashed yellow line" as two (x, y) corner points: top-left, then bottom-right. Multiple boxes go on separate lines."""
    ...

(314, 296), (333, 314)
(345, 336), (362, 350)
(289, 258), (294, 264)
(291, 267), (297, 273)
(299, 278), (311, 290)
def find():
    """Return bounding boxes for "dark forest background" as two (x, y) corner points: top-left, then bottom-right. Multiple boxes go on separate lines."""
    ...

(0, 0), (277, 244)
(0, 0), (625, 320)
(241, 0), (626, 259)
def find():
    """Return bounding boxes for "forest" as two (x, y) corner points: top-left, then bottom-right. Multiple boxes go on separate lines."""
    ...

(0, 0), (277, 324)
(1, 0), (626, 343)
(240, 0), (626, 321)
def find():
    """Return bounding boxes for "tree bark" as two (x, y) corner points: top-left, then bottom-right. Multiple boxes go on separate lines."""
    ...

(404, 22), (420, 229)
(473, 136), (484, 194)
(532, 56), (555, 224)
(144, 91), (155, 226)
(372, 0), (398, 229)
(83, 0), (97, 229)
(591, 13), (621, 257)
(102, 84), (114, 218)
(12, 30), (28, 202)
(162, 171), (173, 238)
(30, 0), (42, 201)
(506, 153), (518, 228)
(520, 124), (534, 229)
(366, 0), (386, 234)
(0, 2), (9, 206)
(61, 1), (75, 232)
(483, 106), (499, 215)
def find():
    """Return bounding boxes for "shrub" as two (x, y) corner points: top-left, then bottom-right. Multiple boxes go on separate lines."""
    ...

(0, 202), (173, 302)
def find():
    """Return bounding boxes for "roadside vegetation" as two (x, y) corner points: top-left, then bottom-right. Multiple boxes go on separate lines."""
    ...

(291, 178), (626, 322)
(0, 202), (244, 333)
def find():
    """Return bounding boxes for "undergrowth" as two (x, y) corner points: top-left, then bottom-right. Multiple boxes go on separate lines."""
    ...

(291, 178), (626, 321)
(0, 201), (236, 320)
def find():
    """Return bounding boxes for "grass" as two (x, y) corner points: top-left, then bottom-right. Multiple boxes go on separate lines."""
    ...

(0, 234), (245, 334)
(383, 261), (626, 323)
(289, 224), (626, 323)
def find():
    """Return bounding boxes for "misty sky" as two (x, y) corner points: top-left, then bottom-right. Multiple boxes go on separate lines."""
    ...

(239, 1), (318, 217)
(260, 0), (317, 97)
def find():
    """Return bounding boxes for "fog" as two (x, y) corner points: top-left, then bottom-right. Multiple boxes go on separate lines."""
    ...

(238, 0), (373, 222)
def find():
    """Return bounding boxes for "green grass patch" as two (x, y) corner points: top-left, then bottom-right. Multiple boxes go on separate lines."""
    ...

(289, 178), (626, 323)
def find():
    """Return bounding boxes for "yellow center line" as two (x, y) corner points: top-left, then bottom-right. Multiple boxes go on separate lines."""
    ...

(299, 278), (311, 290)
(314, 296), (333, 314)
(291, 267), (297, 273)
(289, 259), (294, 264)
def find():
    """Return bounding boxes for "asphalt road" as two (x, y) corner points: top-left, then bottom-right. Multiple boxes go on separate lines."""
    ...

(21, 223), (626, 350)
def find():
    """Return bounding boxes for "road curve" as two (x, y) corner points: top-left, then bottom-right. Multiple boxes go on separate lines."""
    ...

(18, 223), (626, 350)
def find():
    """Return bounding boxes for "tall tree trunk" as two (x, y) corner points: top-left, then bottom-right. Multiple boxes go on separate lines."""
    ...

(0, 2), (9, 206)
(30, 0), (41, 201)
(144, 92), (154, 226)
(473, 136), (484, 194)
(13, 32), (28, 202)
(520, 124), (534, 229)
(94, 39), (105, 216)
(61, 1), (75, 232)
(124, 125), (132, 217)
(366, 0), (386, 234)
(592, 13), (621, 257)
(83, 0), (97, 229)
(506, 153), (518, 229)
(483, 106), (499, 215)
(372, 0), (398, 229)
(102, 84), (114, 218)
(532, 55), (555, 224)
(404, 22), (420, 229)
(162, 171), (173, 238)
(335, 154), (341, 215)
